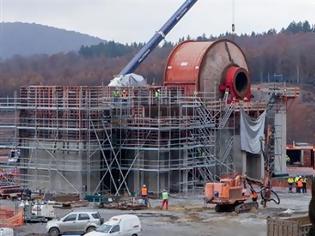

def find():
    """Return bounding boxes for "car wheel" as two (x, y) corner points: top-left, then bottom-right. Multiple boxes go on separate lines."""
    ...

(132, 234), (138, 236)
(86, 226), (96, 233)
(48, 227), (60, 236)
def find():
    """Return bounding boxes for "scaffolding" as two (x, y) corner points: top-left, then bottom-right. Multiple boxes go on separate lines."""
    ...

(0, 85), (237, 195)
(108, 86), (237, 194)
(0, 86), (112, 194)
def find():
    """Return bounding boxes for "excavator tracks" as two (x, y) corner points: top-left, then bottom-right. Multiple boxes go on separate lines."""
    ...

(234, 202), (259, 214)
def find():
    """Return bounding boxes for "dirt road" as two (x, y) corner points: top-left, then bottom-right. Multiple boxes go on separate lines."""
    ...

(14, 188), (311, 236)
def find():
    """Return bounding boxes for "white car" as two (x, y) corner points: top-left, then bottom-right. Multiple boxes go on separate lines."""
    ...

(85, 214), (141, 236)
(46, 211), (103, 236)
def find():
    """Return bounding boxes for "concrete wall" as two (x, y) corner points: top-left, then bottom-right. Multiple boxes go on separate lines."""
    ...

(232, 134), (264, 180)
(125, 149), (192, 194)
(246, 153), (264, 180)
(232, 135), (243, 174)
(22, 141), (101, 194)
(273, 110), (288, 176)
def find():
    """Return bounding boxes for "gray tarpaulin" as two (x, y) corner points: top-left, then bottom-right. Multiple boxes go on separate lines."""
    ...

(240, 108), (266, 154)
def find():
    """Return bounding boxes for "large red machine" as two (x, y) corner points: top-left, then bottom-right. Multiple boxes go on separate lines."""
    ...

(164, 40), (251, 102)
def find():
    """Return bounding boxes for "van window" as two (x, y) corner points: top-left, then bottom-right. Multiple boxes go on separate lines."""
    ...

(96, 224), (111, 233)
(78, 213), (90, 220)
(110, 225), (120, 233)
(63, 214), (77, 222)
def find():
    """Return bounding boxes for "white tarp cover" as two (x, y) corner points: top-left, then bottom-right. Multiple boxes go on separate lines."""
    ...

(108, 73), (148, 87)
(240, 108), (266, 154)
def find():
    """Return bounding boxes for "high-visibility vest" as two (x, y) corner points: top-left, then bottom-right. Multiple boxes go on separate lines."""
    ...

(113, 90), (120, 97)
(303, 178), (307, 184)
(297, 180), (303, 188)
(162, 191), (169, 200)
(295, 177), (299, 183)
(288, 178), (294, 184)
(141, 187), (148, 196)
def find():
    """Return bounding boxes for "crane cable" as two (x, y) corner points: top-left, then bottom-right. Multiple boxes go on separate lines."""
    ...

(231, 0), (236, 42)
(232, 0), (235, 33)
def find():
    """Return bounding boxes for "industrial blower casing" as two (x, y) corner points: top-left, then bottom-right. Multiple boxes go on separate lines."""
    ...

(164, 39), (251, 101)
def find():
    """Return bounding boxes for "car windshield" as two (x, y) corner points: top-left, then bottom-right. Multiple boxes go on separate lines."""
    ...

(96, 224), (112, 233)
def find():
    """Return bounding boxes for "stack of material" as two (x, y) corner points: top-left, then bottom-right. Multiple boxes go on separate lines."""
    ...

(50, 193), (89, 209)
(102, 197), (147, 210)
(52, 193), (80, 202)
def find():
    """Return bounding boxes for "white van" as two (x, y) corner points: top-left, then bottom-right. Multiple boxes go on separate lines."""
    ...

(85, 214), (141, 236)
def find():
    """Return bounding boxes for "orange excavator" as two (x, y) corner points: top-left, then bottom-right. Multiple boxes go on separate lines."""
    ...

(204, 173), (280, 213)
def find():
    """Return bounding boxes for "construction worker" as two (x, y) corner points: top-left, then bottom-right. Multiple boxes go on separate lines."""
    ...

(286, 155), (291, 164)
(122, 89), (128, 98)
(295, 176), (300, 193)
(287, 176), (294, 193)
(302, 176), (307, 193)
(112, 90), (118, 97)
(161, 189), (169, 210)
(235, 174), (242, 186)
(297, 177), (303, 193)
(154, 89), (161, 98)
(112, 89), (120, 102)
(141, 184), (148, 207)
(251, 190), (258, 202)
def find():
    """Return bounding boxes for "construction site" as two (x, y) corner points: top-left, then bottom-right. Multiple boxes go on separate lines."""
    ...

(0, 0), (313, 235)
(0, 45), (299, 196)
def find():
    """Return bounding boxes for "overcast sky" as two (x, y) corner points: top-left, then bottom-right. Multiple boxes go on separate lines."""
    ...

(2, 0), (315, 43)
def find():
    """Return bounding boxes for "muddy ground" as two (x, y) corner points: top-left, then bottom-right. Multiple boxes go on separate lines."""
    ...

(10, 188), (311, 236)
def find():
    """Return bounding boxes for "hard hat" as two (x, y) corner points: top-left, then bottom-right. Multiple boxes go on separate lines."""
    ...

(143, 184), (146, 187)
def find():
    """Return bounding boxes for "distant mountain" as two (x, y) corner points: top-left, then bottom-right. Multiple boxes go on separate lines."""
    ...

(0, 22), (105, 58)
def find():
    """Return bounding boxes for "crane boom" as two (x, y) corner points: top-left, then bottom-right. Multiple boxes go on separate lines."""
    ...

(118, 0), (198, 76)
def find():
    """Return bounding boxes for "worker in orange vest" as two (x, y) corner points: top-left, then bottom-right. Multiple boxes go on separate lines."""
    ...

(295, 176), (299, 193)
(251, 190), (258, 202)
(297, 177), (303, 193)
(141, 184), (148, 207)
